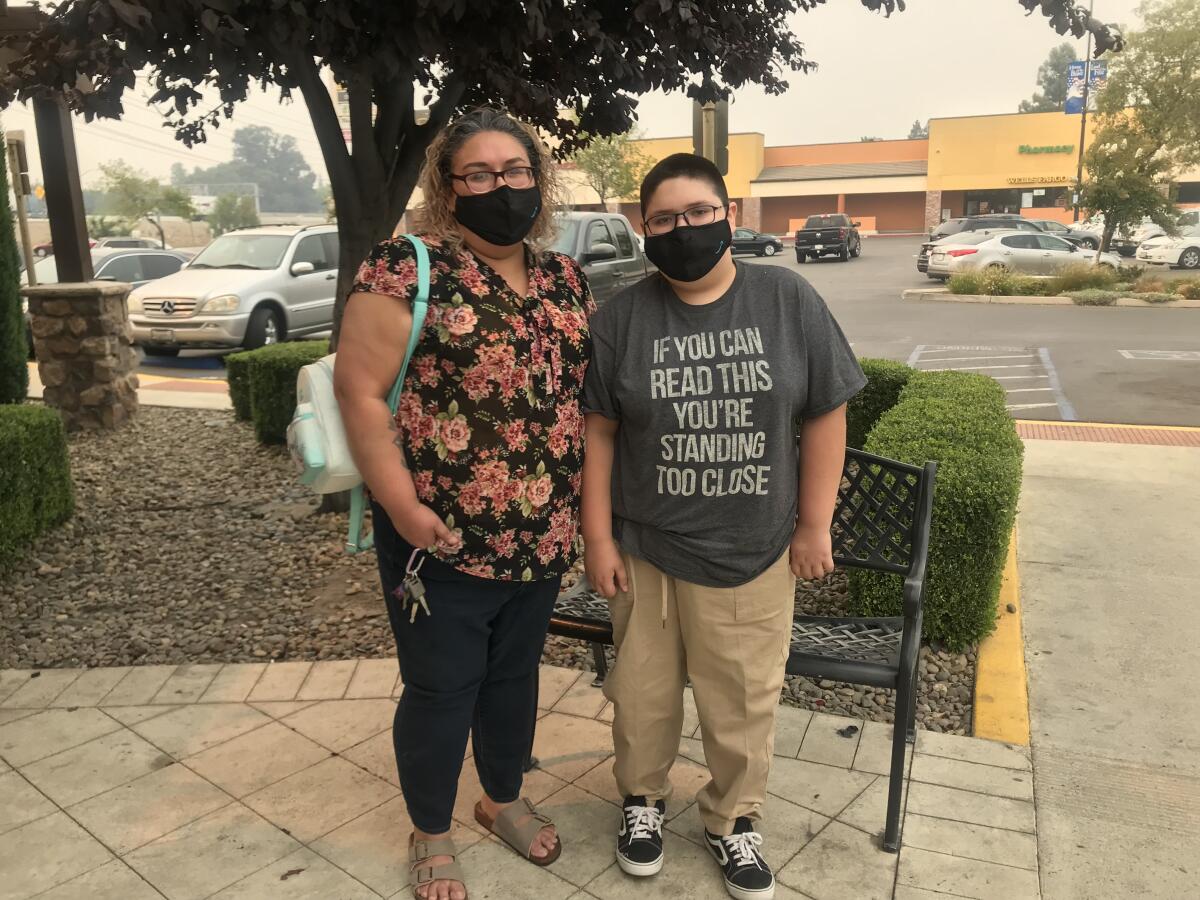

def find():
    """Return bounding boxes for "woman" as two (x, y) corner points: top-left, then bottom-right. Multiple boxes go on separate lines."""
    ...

(581, 153), (865, 900)
(335, 107), (593, 900)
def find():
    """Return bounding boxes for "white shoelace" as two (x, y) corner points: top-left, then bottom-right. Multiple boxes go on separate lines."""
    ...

(625, 805), (664, 841)
(723, 830), (765, 868)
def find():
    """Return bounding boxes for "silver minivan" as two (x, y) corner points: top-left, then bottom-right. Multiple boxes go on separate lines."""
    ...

(128, 224), (338, 355)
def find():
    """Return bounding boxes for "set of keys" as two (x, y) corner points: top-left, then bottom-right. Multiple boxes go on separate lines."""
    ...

(396, 550), (431, 623)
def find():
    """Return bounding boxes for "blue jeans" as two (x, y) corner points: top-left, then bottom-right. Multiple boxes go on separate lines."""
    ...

(372, 501), (560, 834)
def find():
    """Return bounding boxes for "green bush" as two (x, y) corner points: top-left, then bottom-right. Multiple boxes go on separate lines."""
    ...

(979, 266), (1017, 296)
(846, 358), (913, 450)
(1067, 289), (1119, 306)
(0, 405), (74, 570)
(0, 131), (28, 403)
(848, 370), (1024, 649)
(1137, 291), (1178, 304)
(1047, 262), (1118, 294)
(246, 341), (329, 444)
(1117, 264), (1145, 282)
(224, 351), (254, 421)
(946, 271), (983, 295)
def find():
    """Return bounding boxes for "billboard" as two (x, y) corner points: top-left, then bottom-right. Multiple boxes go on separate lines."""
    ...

(1065, 60), (1108, 114)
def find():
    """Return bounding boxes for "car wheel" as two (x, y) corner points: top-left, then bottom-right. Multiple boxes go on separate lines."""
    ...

(1180, 247), (1200, 270)
(33, 247), (48, 258)
(1081, 238), (1099, 250)
(244, 306), (283, 350)
(763, 244), (777, 257)
(850, 239), (861, 258)
(839, 244), (850, 262)
(796, 253), (806, 264)
(141, 345), (181, 358)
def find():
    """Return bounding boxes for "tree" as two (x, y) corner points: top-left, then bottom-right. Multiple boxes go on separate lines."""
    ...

(908, 119), (929, 139)
(99, 161), (196, 248)
(86, 215), (125, 238)
(0, 132), (27, 402)
(208, 193), (260, 236)
(0, 1), (1125, 345)
(1079, 122), (1177, 254)
(178, 125), (321, 214)
(1019, 42), (1076, 112)
(572, 132), (653, 207)
(168, 162), (188, 186)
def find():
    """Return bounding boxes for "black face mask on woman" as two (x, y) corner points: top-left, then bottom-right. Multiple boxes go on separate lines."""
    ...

(453, 184), (542, 246)
(643, 218), (732, 283)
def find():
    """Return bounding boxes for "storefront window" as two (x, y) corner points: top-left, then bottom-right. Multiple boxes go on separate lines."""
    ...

(965, 187), (1069, 215)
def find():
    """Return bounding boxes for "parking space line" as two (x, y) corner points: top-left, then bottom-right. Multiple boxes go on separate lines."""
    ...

(1006, 402), (1059, 411)
(905, 344), (927, 366)
(1004, 387), (1055, 393)
(909, 345), (1073, 422)
(921, 363), (1040, 371)
(915, 355), (1036, 363)
(1037, 347), (1077, 421)
(992, 374), (1049, 380)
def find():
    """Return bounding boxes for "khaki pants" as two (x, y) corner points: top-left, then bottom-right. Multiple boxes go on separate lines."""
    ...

(603, 551), (796, 835)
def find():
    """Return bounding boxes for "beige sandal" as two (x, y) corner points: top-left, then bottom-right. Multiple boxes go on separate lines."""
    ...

(473, 798), (562, 866)
(408, 833), (468, 899)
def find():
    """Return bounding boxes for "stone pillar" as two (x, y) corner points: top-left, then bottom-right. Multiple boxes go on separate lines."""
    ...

(741, 196), (762, 232)
(23, 281), (139, 431)
(924, 190), (943, 232)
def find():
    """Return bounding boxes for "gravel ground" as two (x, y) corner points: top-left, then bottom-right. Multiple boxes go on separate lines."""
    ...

(2, 406), (974, 735)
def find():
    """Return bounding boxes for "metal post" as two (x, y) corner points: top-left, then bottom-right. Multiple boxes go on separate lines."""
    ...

(701, 102), (715, 164)
(1074, 0), (1095, 223)
(32, 95), (92, 282)
(6, 136), (37, 283)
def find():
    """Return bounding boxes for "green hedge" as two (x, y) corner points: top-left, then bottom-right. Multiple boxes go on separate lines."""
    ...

(225, 351), (254, 421)
(846, 358), (913, 450)
(245, 341), (329, 444)
(0, 405), (74, 570)
(849, 370), (1024, 649)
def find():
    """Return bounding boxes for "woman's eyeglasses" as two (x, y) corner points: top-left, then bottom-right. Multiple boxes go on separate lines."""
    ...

(449, 166), (536, 194)
(643, 204), (726, 236)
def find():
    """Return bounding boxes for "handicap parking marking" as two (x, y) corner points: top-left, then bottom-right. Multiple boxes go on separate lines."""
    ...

(1118, 349), (1200, 361)
(906, 345), (1076, 421)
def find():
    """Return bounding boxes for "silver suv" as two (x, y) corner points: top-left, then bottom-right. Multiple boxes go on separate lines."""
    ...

(128, 224), (338, 355)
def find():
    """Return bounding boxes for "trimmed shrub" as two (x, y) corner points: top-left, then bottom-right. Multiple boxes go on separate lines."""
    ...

(846, 358), (913, 450)
(0, 405), (74, 570)
(0, 130), (28, 403)
(1068, 289), (1119, 306)
(848, 370), (1024, 649)
(1047, 262), (1118, 294)
(247, 341), (329, 444)
(224, 351), (254, 421)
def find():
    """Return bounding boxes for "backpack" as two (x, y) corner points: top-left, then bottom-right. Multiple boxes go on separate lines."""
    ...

(287, 233), (430, 553)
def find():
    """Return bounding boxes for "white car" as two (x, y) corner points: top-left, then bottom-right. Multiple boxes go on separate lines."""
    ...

(926, 230), (1122, 278)
(1136, 225), (1200, 269)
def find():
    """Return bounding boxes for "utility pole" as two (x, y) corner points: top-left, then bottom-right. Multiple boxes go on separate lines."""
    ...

(6, 132), (37, 283)
(1073, 0), (1095, 223)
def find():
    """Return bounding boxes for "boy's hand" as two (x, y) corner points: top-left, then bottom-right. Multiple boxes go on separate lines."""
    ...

(585, 537), (628, 599)
(790, 524), (834, 581)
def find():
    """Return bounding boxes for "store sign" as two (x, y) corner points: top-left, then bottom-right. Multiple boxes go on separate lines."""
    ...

(1065, 60), (1108, 114)
(1007, 176), (1070, 185)
(1018, 144), (1074, 154)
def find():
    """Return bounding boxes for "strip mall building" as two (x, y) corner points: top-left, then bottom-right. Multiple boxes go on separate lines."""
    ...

(563, 110), (1200, 235)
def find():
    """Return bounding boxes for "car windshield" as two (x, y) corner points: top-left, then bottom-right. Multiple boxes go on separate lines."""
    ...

(804, 215), (844, 228)
(549, 219), (580, 256)
(188, 234), (292, 270)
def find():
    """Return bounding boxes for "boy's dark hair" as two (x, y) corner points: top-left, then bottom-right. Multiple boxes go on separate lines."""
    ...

(639, 152), (730, 215)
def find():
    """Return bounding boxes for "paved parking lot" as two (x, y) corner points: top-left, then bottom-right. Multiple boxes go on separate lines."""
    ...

(745, 237), (1200, 426)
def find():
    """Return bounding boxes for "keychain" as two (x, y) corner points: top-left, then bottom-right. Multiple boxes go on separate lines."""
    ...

(395, 549), (431, 623)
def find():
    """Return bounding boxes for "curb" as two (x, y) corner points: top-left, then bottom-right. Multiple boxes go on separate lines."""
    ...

(972, 523), (1030, 746)
(901, 288), (1200, 308)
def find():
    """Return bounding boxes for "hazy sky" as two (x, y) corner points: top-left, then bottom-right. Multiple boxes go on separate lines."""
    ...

(1, 0), (1143, 187)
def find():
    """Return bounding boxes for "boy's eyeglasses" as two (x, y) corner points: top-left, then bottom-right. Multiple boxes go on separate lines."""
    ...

(643, 204), (727, 235)
(449, 166), (536, 194)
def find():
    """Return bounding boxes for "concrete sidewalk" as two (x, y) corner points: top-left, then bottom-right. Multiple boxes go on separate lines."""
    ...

(1019, 439), (1200, 899)
(26, 361), (232, 411)
(0, 661), (1036, 900)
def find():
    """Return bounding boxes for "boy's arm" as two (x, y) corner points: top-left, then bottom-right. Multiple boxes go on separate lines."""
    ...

(582, 413), (628, 597)
(790, 403), (847, 580)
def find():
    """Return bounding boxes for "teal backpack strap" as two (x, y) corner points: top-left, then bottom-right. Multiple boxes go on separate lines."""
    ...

(347, 234), (432, 554)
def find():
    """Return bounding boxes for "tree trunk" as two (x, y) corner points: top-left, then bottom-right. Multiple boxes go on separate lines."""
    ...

(1100, 221), (1118, 257)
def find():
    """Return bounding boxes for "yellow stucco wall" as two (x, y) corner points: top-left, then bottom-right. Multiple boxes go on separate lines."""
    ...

(751, 174), (927, 198)
(927, 111), (1099, 192)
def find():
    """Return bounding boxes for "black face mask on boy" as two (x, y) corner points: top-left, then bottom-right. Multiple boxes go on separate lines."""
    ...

(453, 184), (542, 246)
(643, 219), (732, 283)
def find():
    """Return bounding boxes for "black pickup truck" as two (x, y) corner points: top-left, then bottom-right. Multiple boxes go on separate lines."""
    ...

(794, 214), (862, 263)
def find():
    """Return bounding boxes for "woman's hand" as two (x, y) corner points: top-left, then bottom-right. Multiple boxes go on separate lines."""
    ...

(386, 499), (462, 553)
(585, 537), (628, 599)
(790, 523), (834, 581)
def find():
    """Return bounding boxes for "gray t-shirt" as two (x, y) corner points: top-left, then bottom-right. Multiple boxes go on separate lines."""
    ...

(582, 262), (866, 587)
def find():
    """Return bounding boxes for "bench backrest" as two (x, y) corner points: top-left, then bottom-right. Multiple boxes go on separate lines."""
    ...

(831, 447), (932, 578)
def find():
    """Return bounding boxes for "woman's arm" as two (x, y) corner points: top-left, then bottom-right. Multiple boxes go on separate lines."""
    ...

(790, 403), (847, 580)
(333, 291), (459, 551)
(582, 413), (627, 598)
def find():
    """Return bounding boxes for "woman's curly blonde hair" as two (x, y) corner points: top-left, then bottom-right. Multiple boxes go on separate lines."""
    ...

(416, 107), (563, 252)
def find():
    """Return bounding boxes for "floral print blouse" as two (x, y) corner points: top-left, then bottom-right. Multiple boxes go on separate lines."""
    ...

(352, 236), (593, 582)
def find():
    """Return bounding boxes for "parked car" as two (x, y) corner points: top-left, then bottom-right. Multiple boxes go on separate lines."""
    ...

(1027, 219), (1100, 249)
(551, 211), (654, 305)
(1136, 224), (1200, 269)
(917, 216), (1042, 275)
(731, 227), (783, 257)
(925, 230), (1122, 279)
(22, 248), (192, 358)
(794, 214), (861, 262)
(96, 236), (167, 250)
(127, 224), (339, 355)
(33, 238), (98, 257)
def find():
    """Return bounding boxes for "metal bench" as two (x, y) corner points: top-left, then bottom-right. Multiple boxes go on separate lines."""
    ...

(548, 446), (937, 852)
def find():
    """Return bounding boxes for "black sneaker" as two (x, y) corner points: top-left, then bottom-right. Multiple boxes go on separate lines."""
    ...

(616, 795), (665, 876)
(703, 817), (775, 900)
